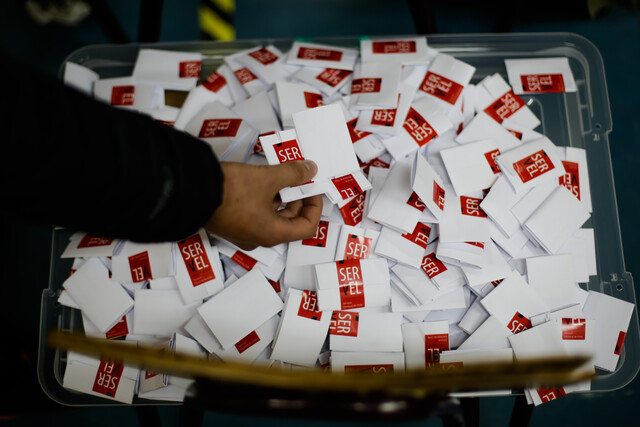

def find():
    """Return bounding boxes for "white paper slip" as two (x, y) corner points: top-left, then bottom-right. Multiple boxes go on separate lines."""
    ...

(63, 258), (134, 333)
(402, 321), (450, 369)
(93, 77), (155, 110)
(217, 239), (283, 267)
(411, 152), (446, 222)
(523, 186), (591, 254)
(110, 241), (173, 284)
(374, 222), (432, 269)
(436, 241), (485, 269)
(329, 310), (403, 352)
(213, 315), (280, 363)
(197, 269), (283, 350)
(460, 241), (512, 287)
(286, 41), (358, 70)
(441, 139), (502, 197)
(526, 254), (579, 311)
(232, 90), (281, 138)
(480, 175), (529, 237)
(274, 80), (324, 128)
(510, 179), (558, 226)
(183, 313), (222, 354)
(334, 225), (380, 261)
(270, 289), (332, 367)
(224, 49), (270, 97)
(236, 45), (289, 85)
(530, 302), (586, 327)
(330, 351), (405, 373)
(64, 62), (99, 95)
(132, 49), (202, 89)
(558, 146), (592, 213)
(505, 57), (577, 94)
(133, 289), (200, 337)
(458, 315), (512, 351)
(416, 53), (476, 111)
(349, 61), (401, 109)
(508, 321), (568, 363)
(63, 360), (136, 403)
(292, 66), (353, 96)
(438, 187), (490, 244)
(355, 83), (414, 136)
(360, 37), (430, 65)
(82, 311), (132, 340)
(455, 112), (523, 155)
(556, 228), (597, 283)
(173, 71), (234, 130)
(489, 221), (529, 259)
(61, 232), (120, 258)
(457, 300), (490, 336)
(344, 114), (386, 163)
(315, 258), (390, 311)
(474, 73), (540, 129)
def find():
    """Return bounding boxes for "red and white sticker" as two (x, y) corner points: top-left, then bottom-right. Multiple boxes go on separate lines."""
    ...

(298, 290), (323, 321)
(520, 74), (565, 93)
(253, 130), (276, 154)
(105, 315), (129, 340)
(347, 118), (372, 143)
(343, 234), (372, 260)
(460, 196), (488, 218)
(491, 278), (504, 287)
(234, 330), (260, 354)
(201, 71), (227, 92)
(128, 251), (152, 283)
(110, 85), (135, 106)
(466, 242), (485, 249)
(304, 91), (324, 108)
(301, 220), (329, 248)
(483, 90), (526, 123)
(537, 387), (566, 403)
(403, 107), (438, 147)
(370, 108), (396, 127)
(78, 235), (114, 248)
(234, 67), (259, 85)
(419, 72), (464, 105)
(562, 318), (586, 340)
(178, 234), (216, 286)
(332, 174), (364, 200)
(339, 193), (366, 226)
(92, 360), (123, 398)
(268, 279), (281, 293)
(559, 160), (580, 200)
(507, 129), (524, 140)
(344, 364), (394, 374)
(425, 333), (450, 366)
(297, 47), (343, 61)
(508, 312), (532, 334)
(433, 181), (445, 211)
(248, 47), (279, 65)
(512, 150), (556, 183)
(406, 191), (426, 212)
(484, 149), (501, 174)
(179, 61), (201, 78)
(614, 331), (627, 355)
(337, 259), (365, 310)
(372, 40), (417, 54)
(231, 251), (258, 271)
(316, 68), (352, 87)
(402, 222), (431, 250)
(274, 138), (305, 164)
(329, 310), (359, 337)
(198, 118), (242, 138)
(351, 78), (382, 94)
(421, 253), (447, 279)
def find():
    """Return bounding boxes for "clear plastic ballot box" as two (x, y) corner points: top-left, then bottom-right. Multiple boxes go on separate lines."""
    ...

(39, 33), (638, 405)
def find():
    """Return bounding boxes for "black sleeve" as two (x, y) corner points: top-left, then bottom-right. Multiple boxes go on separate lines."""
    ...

(1, 55), (224, 243)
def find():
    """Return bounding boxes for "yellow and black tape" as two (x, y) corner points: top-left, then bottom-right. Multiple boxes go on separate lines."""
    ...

(199, 0), (235, 41)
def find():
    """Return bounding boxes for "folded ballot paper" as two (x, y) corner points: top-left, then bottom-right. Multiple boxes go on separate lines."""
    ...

(58, 38), (632, 407)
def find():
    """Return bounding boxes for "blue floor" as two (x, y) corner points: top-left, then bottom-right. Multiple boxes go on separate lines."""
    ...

(1, 1), (639, 426)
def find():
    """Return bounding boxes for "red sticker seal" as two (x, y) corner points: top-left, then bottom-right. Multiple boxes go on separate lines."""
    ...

(332, 174), (364, 200)
(508, 312), (532, 334)
(339, 193), (366, 226)
(179, 61), (201, 78)
(347, 118), (372, 143)
(562, 318), (586, 340)
(231, 251), (257, 271)
(483, 90), (526, 123)
(419, 71), (464, 105)
(234, 330), (260, 354)
(520, 74), (565, 93)
(316, 68), (352, 87)
(460, 196), (488, 218)
(92, 360), (124, 397)
(433, 181), (445, 211)
(298, 290), (322, 321)
(343, 235), (372, 260)
(337, 259), (365, 310)
(297, 47), (343, 61)
(110, 85), (135, 106)
(403, 107), (438, 147)
(128, 251), (152, 283)
(199, 118), (242, 138)
(372, 40), (417, 54)
(234, 67), (258, 85)
(559, 160), (580, 200)
(78, 235), (114, 248)
(513, 150), (556, 183)
(202, 72), (227, 92)
(301, 220), (329, 248)
(425, 333), (450, 366)
(421, 253), (447, 279)
(248, 47), (279, 65)
(178, 234), (216, 286)
(304, 91), (324, 108)
(484, 149), (501, 174)
(351, 78), (382, 94)
(402, 223), (431, 250)
(330, 310), (359, 337)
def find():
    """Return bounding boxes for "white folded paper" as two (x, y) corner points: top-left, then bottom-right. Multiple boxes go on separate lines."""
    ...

(133, 289), (201, 337)
(287, 41), (358, 70)
(360, 37), (430, 65)
(63, 359), (136, 403)
(213, 315), (280, 363)
(355, 83), (415, 136)
(441, 139), (501, 196)
(274, 80), (324, 128)
(526, 254), (579, 311)
(505, 57), (577, 94)
(411, 152), (446, 222)
(374, 222), (432, 269)
(402, 320), (450, 369)
(236, 45), (290, 86)
(558, 146), (592, 212)
(417, 53), (476, 111)
(111, 241), (173, 284)
(334, 225), (380, 261)
(349, 61), (401, 109)
(474, 73), (540, 129)
(458, 315), (512, 351)
(61, 232), (119, 258)
(173, 70), (235, 130)
(64, 62), (99, 95)
(438, 187), (490, 243)
(133, 49), (202, 89)
(329, 310), (403, 352)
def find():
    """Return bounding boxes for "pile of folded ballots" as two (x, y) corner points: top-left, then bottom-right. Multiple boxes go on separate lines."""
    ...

(59, 37), (635, 406)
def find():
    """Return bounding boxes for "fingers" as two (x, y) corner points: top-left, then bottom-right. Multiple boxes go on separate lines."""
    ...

(271, 194), (323, 242)
(268, 160), (318, 191)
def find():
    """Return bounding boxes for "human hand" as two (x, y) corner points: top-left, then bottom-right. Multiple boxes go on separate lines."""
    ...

(206, 160), (323, 251)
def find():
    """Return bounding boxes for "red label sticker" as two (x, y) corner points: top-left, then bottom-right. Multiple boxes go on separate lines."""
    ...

(178, 234), (216, 286)
(332, 174), (364, 200)
(562, 318), (586, 340)
(406, 191), (426, 212)
(344, 234), (373, 260)
(372, 40), (417, 54)
(491, 278), (504, 287)
(274, 138), (305, 164)
(351, 78), (382, 94)
(370, 108), (396, 127)
(248, 47), (279, 65)
(231, 251), (258, 271)
(111, 85), (135, 106)
(78, 235), (114, 248)
(128, 251), (152, 283)
(460, 196), (488, 218)
(298, 290), (323, 321)
(513, 150), (556, 183)
(337, 259), (365, 310)
(521, 74), (565, 93)
(316, 68), (352, 87)
(508, 312), (532, 334)
(507, 129), (524, 140)
(403, 107), (438, 147)
(402, 223), (431, 250)
(344, 364), (394, 374)
(368, 157), (391, 169)
(330, 310), (359, 337)
(105, 315), (129, 340)
(234, 330), (260, 354)
(179, 60), (201, 78)
(268, 279), (281, 293)
(483, 90), (526, 123)
(199, 118), (242, 138)
(202, 71), (227, 92)
(234, 67), (259, 85)
(421, 253), (447, 278)
(339, 193), (366, 226)
(615, 331), (627, 355)
(559, 160), (581, 200)
(537, 387), (566, 403)
(484, 149), (502, 174)
(302, 220), (329, 248)
(425, 333), (450, 366)
(297, 47), (343, 61)
(466, 242), (485, 249)
(432, 181), (446, 211)
(346, 118), (372, 143)
(420, 71), (464, 105)
(304, 91), (324, 108)
(92, 360), (123, 397)
(253, 130), (276, 154)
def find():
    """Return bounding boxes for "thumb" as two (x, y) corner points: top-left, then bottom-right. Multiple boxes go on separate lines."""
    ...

(270, 160), (318, 190)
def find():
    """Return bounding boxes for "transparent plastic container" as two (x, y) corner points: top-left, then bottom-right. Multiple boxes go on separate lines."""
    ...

(39, 33), (638, 405)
